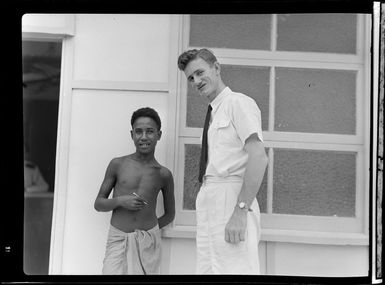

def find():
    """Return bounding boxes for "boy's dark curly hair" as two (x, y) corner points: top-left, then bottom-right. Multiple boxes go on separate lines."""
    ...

(131, 107), (161, 130)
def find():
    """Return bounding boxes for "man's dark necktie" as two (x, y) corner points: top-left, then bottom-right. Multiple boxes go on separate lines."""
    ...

(198, 104), (212, 183)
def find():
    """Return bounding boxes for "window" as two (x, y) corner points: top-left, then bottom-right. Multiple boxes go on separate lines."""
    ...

(174, 14), (370, 239)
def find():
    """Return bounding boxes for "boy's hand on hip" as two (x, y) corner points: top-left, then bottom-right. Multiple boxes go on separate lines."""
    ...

(224, 208), (247, 244)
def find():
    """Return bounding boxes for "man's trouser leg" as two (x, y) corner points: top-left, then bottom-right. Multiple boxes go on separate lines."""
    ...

(195, 178), (261, 274)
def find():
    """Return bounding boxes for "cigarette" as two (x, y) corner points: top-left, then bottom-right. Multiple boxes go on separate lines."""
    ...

(132, 192), (148, 205)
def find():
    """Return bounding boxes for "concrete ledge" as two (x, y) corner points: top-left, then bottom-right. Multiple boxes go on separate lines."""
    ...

(162, 225), (369, 246)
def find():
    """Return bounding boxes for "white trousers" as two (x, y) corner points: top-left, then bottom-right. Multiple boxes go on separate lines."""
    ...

(195, 177), (261, 274)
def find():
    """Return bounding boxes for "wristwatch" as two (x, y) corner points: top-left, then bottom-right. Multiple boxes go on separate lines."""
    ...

(237, 201), (252, 211)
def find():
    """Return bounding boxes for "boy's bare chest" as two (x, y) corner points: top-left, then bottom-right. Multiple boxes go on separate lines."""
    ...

(116, 163), (162, 191)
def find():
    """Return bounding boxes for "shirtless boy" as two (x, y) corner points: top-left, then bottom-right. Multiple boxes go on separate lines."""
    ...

(94, 107), (175, 275)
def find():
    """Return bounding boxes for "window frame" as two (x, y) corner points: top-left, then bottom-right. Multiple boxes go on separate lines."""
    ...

(169, 14), (371, 245)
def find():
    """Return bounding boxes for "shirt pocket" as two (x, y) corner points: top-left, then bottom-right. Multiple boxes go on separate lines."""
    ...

(212, 119), (235, 146)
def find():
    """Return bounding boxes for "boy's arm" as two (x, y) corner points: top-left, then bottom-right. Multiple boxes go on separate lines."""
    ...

(94, 159), (120, 212)
(94, 159), (146, 212)
(158, 168), (175, 229)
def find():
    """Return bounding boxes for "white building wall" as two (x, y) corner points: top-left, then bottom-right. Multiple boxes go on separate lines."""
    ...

(54, 14), (173, 275)
(23, 13), (369, 277)
(62, 89), (169, 274)
(72, 14), (170, 83)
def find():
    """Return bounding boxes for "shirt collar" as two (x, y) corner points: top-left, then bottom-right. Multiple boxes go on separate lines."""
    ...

(210, 86), (230, 114)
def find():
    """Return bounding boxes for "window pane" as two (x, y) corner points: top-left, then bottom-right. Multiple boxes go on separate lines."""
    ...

(275, 67), (356, 134)
(183, 144), (269, 212)
(221, 65), (270, 131)
(186, 85), (208, 128)
(183, 144), (201, 210)
(189, 15), (271, 50)
(273, 149), (356, 217)
(277, 14), (357, 54)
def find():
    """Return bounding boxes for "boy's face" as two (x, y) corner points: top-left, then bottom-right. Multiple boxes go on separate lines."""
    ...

(131, 117), (161, 154)
(183, 57), (220, 102)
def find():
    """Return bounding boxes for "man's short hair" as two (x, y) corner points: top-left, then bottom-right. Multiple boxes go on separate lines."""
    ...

(177, 48), (218, 71)
(131, 107), (162, 130)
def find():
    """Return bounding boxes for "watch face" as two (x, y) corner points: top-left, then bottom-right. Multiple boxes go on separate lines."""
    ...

(239, 202), (246, 209)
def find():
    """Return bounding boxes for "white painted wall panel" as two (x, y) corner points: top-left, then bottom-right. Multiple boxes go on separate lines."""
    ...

(169, 238), (196, 274)
(268, 242), (368, 277)
(61, 89), (168, 274)
(22, 14), (75, 37)
(164, 239), (267, 274)
(22, 14), (69, 28)
(73, 14), (170, 83)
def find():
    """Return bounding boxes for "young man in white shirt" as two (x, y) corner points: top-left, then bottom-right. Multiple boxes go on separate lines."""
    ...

(178, 48), (268, 274)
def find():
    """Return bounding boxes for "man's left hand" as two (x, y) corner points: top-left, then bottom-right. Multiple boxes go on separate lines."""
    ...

(224, 208), (247, 243)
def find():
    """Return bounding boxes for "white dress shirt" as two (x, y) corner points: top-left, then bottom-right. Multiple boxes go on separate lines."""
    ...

(205, 87), (264, 179)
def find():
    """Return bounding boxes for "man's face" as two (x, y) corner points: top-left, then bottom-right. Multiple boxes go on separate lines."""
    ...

(183, 57), (220, 102)
(131, 117), (161, 154)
